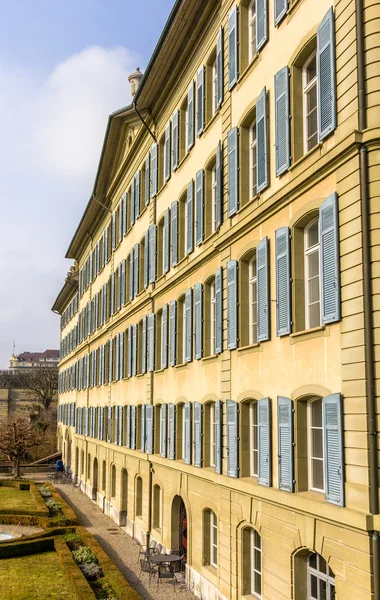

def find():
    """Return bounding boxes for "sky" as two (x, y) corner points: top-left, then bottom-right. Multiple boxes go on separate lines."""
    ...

(0, 0), (175, 369)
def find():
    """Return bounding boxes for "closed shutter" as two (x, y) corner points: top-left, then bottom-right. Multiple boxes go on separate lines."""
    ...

(318, 8), (336, 140)
(172, 110), (180, 171)
(194, 283), (203, 359)
(148, 312), (155, 372)
(142, 316), (147, 375)
(144, 229), (149, 288)
(145, 153), (150, 206)
(163, 207), (170, 274)
(274, 0), (288, 26)
(149, 224), (157, 283)
(215, 141), (223, 229)
(118, 406), (123, 446)
(194, 402), (203, 467)
(187, 81), (195, 150)
(258, 397), (272, 486)
(151, 143), (158, 197)
(132, 323), (138, 376)
(323, 393), (344, 506)
(130, 405), (136, 450)
(216, 28), (224, 108)
(215, 268), (223, 355)
(129, 252), (134, 301)
(186, 180), (194, 255)
(320, 193), (340, 324)
(169, 300), (177, 367)
(161, 304), (168, 369)
(160, 404), (167, 458)
(135, 170), (140, 218)
(196, 66), (205, 136)
(275, 66), (291, 176)
(228, 127), (239, 216)
(141, 405), (145, 452)
(168, 403), (176, 460)
(195, 169), (204, 246)
(185, 289), (192, 363)
(164, 121), (171, 182)
(276, 227), (291, 336)
(184, 402), (192, 464)
(227, 260), (238, 350)
(256, 87), (268, 192)
(145, 405), (154, 454)
(256, 0), (268, 51)
(171, 201), (179, 266)
(226, 399), (239, 477)
(278, 396), (294, 492)
(127, 326), (132, 378)
(257, 237), (270, 341)
(126, 405), (131, 448)
(215, 400), (223, 474)
(133, 243), (139, 298)
(228, 5), (238, 89)
(130, 177), (135, 227)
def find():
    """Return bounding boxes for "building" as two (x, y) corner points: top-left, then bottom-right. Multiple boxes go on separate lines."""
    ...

(53, 0), (380, 598)
(9, 349), (60, 371)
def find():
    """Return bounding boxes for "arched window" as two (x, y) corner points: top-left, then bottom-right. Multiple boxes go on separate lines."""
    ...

(136, 476), (143, 517)
(81, 450), (84, 476)
(177, 295), (186, 365)
(308, 398), (324, 492)
(178, 192), (187, 263)
(240, 108), (257, 208)
(157, 216), (165, 279)
(176, 402), (185, 460)
(204, 402), (216, 467)
(304, 217), (320, 329)
(156, 309), (163, 369)
(249, 121), (257, 200)
(303, 51), (318, 153)
(240, 249), (258, 347)
(204, 156), (217, 238)
(248, 1), (257, 63)
(242, 527), (262, 597)
(87, 453), (91, 480)
(102, 460), (107, 492)
(307, 552), (335, 599)
(111, 464), (116, 498)
(153, 484), (162, 530)
(240, 400), (258, 477)
(203, 509), (218, 567)
(291, 38), (317, 162)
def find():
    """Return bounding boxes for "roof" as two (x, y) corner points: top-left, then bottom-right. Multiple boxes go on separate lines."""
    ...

(51, 275), (78, 314)
(16, 350), (60, 362)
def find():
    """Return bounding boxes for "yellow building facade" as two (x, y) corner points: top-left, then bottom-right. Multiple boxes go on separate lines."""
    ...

(53, 0), (380, 598)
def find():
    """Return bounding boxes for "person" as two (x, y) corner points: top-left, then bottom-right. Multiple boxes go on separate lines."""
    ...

(55, 459), (64, 472)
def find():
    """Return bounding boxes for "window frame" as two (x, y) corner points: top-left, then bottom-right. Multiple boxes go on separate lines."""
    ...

(248, 255), (258, 345)
(307, 552), (335, 600)
(210, 510), (218, 568)
(249, 402), (258, 477)
(302, 50), (318, 154)
(304, 216), (321, 330)
(248, 0), (257, 63)
(307, 397), (325, 493)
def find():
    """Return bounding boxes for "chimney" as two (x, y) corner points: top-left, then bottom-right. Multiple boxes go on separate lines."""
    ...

(128, 67), (143, 97)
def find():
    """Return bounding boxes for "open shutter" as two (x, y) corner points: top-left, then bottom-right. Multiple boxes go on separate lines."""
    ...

(196, 66), (205, 136)
(163, 208), (170, 274)
(186, 180), (194, 255)
(215, 400), (223, 474)
(126, 405), (131, 448)
(172, 110), (180, 171)
(320, 193), (340, 324)
(257, 237), (270, 342)
(160, 404), (167, 458)
(256, 87), (268, 192)
(142, 316), (147, 375)
(194, 402), (203, 467)
(278, 396), (294, 492)
(228, 5), (238, 89)
(256, 0), (268, 51)
(144, 229), (149, 288)
(276, 227), (291, 336)
(171, 201), (179, 266)
(226, 399), (239, 477)
(216, 28), (224, 108)
(127, 326), (132, 378)
(135, 170), (140, 218)
(145, 405), (154, 454)
(141, 405), (146, 452)
(161, 304), (168, 369)
(132, 324), (138, 376)
(275, 66), (290, 176)
(228, 127), (239, 216)
(145, 153), (150, 206)
(149, 225), (157, 283)
(164, 121), (171, 182)
(227, 260), (238, 350)
(194, 283), (203, 359)
(184, 402), (192, 465)
(187, 81), (195, 150)
(274, 0), (288, 26)
(130, 177), (135, 226)
(168, 404), (176, 459)
(185, 289), (192, 362)
(215, 141), (223, 229)
(134, 243), (139, 298)
(130, 405), (136, 450)
(148, 312), (155, 372)
(258, 397), (272, 486)
(215, 267), (223, 354)
(323, 393), (344, 506)
(151, 143), (158, 197)
(195, 169), (204, 246)
(129, 252), (134, 301)
(318, 7), (336, 141)
(169, 300), (177, 367)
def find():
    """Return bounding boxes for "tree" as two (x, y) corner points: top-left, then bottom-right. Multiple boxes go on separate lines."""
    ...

(0, 417), (45, 478)
(0, 366), (58, 410)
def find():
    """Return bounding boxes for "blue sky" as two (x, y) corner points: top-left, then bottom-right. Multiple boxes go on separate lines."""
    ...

(0, 0), (175, 368)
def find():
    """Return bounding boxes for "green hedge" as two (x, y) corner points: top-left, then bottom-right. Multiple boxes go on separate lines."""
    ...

(54, 537), (96, 600)
(0, 527), (76, 546)
(44, 484), (78, 526)
(0, 514), (50, 527)
(0, 537), (54, 559)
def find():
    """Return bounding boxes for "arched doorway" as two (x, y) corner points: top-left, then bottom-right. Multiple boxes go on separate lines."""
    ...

(171, 496), (188, 564)
(92, 458), (98, 501)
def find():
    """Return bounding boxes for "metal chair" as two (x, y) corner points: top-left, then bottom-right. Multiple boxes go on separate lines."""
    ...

(157, 564), (177, 590)
(156, 542), (163, 554)
(137, 541), (158, 564)
(139, 558), (157, 586)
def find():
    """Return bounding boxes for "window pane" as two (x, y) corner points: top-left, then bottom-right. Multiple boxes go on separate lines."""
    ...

(306, 219), (319, 249)
(309, 302), (321, 329)
(320, 578), (327, 600)
(312, 458), (324, 490)
(306, 55), (317, 83)
(254, 571), (261, 595)
(312, 429), (323, 459)
(311, 400), (322, 427)
(310, 574), (318, 598)
(319, 556), (327, 574)
(309, 553), (317, 570)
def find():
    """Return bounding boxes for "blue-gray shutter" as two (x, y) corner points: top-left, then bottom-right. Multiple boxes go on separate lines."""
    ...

(278, 396), (294, 492)
(127, 326), (132, 378)
(256, 0), (268, 51)
(163, 208), (170, 274)
(194, 402), (202, 467)
(172, 111), (179, 171)
(160, 404), (167, 458)
(194, 283), (203, 359)
(126, 405), (131, 448)
(186, 180), (194, 255)
(228, 5), (238, 89)
(185, 289), (192, 363)
(161, 304), (168, 369)
(130, 177), (135, 227)
(144, 229), (149, 288)
(135, 170), (141, 218)
(196, 66), (205, 136)
(256, 87), (268, 193)
(318, 8), (336, 141)
(148, 312), (155, 372)
(133, 243), (139, 298)
(107, 406), (112, 443)
(323, 393), (344, 506)
(216, 28), (224, 108)
(149, 225), (157, 283)
(169, 300), (177, 367)
(195, 169), (204, 246)
(228, 127), (239, 216)
(151, 143), (158, 197)
(142, 316), (147, 375)
(226, 399), (239, 477)
(132, 323), (138, 376)
(320, 193), (340, 324)
(171, 201), (179, 266)
(227, 260), (238, 350)
(274, 0), (288, 26)
(216, 141), (223, 229)
(257, 237), (270, 342)
(164, 121), (171, 182)
(145, 404), (154, 454)
(258, 397), (271, 486)
(129, 252), (134, 301)
(215, 400), (222, 474)
(275, 66), (291, 176)
(187, 81), (195, 150)
(168, 403), (176, 460)
(184, 402), (192, 464)
(215, 268), (223, 355)
(145, 153), (150, 206)
(130, 405), (136, 450)
(141, 405), (145, 452)
(276, 227), (291, 336)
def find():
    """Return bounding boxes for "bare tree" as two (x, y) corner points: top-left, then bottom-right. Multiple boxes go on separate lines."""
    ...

(0, 417), (45, 478)
(0, 366), (58, 411)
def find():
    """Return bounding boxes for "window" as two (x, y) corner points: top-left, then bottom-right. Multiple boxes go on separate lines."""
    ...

(136, 476), (143, 517)
(248, 1), (256, 63)
(175, 403), (185, 460)
(211, 165), (217, 232)
(212, 59), (218, 115)
(248, 256), (258, 344)
(203, 509), (218, 568)
(204, 277), (216, 357)
(111, 464), (116, 498)
(153, 484), (162, 530)
(307, 553), (335, 600)
(179, 96), (188, 161)
(154, 404), (162, 454)
(102, 460), (106, 491)
(304, 217), (320, 329)
(240, 400), (258, 477)
(249, 121), (257, 200)
(303, 51), (318, 153)
(250, 402), (258, 476)
(240, 250), (258, 347)
(308, 398), (324, 492)
(242, 528), (262, 597)
(177, 296), (186, 364)
(178, 192), (186, 262)
(204, 157), (217, 238)
(240, 109), (257, 208)
(157, 216), (164, 279)
(155, 309), (163, 369)
(204, 402), (216, 467)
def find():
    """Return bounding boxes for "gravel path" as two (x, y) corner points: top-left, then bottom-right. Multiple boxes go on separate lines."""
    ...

(54, 483), (196, 600)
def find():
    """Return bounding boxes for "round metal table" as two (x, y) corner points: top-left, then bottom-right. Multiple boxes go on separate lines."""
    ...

(149, 554), (182, 564)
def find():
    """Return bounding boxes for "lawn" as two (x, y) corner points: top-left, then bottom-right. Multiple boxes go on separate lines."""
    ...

(0, 552), (75, 599)
(0, 487), (38, 512)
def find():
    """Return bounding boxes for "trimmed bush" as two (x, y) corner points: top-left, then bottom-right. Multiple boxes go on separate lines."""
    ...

(73, 546), (98, 565)
(0, 537), (54, 559)
(80, 562), (103, 580)
(19, 483), (30, 491)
